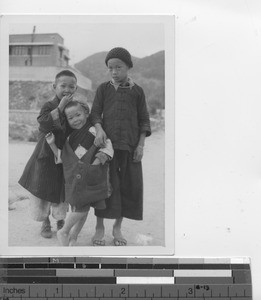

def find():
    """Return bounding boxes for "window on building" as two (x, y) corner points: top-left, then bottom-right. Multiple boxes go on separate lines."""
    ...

(35, 45), (51, 55)
(9, 45), (52, 56)
(10, 46), (28, 55)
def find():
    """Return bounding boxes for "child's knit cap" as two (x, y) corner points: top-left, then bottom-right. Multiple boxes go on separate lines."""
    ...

(105, 47), (133, 68)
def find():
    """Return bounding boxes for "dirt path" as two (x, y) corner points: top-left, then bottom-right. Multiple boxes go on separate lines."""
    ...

(8, 129), (165, 247)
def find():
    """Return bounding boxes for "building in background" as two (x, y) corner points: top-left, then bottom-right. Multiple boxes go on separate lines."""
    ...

(9, 32), (93, 139)
(9, 33), (70, 67)
(9, 32), (91, 91)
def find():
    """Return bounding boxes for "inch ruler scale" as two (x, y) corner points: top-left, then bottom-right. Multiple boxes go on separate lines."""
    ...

(0, 257), (252, 300)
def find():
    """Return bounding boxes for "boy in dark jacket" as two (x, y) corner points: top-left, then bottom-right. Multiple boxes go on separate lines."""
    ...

(19, 70), (77, 238)
(90, 47), (151, 246)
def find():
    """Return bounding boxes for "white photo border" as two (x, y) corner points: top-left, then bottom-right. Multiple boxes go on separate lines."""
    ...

(0, 14), (174, 256)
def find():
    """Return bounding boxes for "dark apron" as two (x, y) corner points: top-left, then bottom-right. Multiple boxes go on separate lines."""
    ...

(62, 142), (109, 209)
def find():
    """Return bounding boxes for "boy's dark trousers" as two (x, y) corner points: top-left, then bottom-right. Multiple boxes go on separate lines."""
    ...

(95, 149), (143, 220)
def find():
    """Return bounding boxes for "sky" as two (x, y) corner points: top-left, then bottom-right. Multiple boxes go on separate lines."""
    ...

(8, 16), (166, 65)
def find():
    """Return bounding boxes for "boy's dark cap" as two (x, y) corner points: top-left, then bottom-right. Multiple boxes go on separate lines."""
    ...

(105, 47), (133, 68)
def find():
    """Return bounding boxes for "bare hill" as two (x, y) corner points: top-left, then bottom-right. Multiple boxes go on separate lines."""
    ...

(75, 51), (165, 112)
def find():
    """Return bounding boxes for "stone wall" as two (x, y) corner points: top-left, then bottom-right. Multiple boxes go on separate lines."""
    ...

(9, 110), (39, 126)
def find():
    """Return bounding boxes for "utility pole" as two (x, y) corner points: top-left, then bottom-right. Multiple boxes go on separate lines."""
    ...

(28, 26), (36, 66)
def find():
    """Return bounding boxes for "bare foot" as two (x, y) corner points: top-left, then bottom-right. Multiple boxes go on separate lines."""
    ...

(57, 230), (70, 246)
(112, 226), (127, 246)
(69, 238), (77, 246)
(92, 226), (105, 246)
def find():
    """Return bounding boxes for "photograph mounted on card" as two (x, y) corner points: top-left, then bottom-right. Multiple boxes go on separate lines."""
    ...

(0, 14), (174, 256)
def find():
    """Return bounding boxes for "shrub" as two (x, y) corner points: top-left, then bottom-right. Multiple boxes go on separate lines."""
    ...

(9, 122), (38, 142)
(28, 129), (39, 142)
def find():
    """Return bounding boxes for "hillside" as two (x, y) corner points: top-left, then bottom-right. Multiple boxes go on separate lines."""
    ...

(9, 81), (93, 110)
(133, 51), (164, 80)
(75, 51), (165, 113)
(75, 52), (108, 90)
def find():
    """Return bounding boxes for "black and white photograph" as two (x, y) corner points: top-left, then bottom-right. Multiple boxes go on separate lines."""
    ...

(1, 15), (175, 256)
(2, 1), (261, 297)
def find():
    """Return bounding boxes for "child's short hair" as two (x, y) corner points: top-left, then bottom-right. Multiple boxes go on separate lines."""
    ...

(55, 70), (77, 82)
(64, 99), (90, 115)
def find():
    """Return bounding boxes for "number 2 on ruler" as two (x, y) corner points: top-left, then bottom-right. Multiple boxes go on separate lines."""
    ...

(121, 288), (126, 295)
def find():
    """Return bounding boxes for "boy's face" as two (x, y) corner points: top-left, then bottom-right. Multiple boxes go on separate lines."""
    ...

(65, 104), (88, 130)
(53, 75), (77, 99)
(107, 58), (129, 84)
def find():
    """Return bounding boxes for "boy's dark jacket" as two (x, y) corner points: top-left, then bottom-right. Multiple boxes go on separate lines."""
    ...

(90, 81), (151, 152)
(18, 96), (69, 203)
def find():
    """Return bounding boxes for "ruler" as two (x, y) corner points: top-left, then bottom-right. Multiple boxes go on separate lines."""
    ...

(0, 257), (252, 299)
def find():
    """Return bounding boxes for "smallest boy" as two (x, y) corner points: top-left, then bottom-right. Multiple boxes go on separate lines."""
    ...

(46, 100), (113, 246)
(19, 70), (77, 238)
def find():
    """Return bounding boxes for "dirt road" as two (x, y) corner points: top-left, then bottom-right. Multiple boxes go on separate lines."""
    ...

(8, 129), (165, 247)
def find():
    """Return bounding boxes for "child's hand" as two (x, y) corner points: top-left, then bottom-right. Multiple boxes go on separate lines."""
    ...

(133, 145), (144, 163)
(92, 158), (101, 165)
(45, 132), (55, 144)
(94, 128), (107, 148)
(58, 94), (73, 112)
(95, 152), (109, 165)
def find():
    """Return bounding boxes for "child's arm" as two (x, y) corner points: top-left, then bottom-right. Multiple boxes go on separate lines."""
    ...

(89, 126), (113, 165)
(37, 94), (73, 133)
(92, 155), (107, 165)
(137, 88), (151, 138)
(90, 84), (107, 147)
(133, 87), (151, 163)
(94, 139), (114, 165)
(133, 132), (146, 163)
(94, 124), (107, 148)
(45, 132), (62, 164)
(97, 138), (114, 159)
(57, 94), (73, 112)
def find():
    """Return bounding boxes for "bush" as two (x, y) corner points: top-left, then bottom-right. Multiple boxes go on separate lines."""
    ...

(9, 122), (38, 142)
(148, 98), (163, 115)
(28, 129), (39, 142)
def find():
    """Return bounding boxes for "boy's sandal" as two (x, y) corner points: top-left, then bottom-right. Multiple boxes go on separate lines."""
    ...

(41, 219), (52, 239)
(57, 220), (65, 231)
(113, 237), (127, 246)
